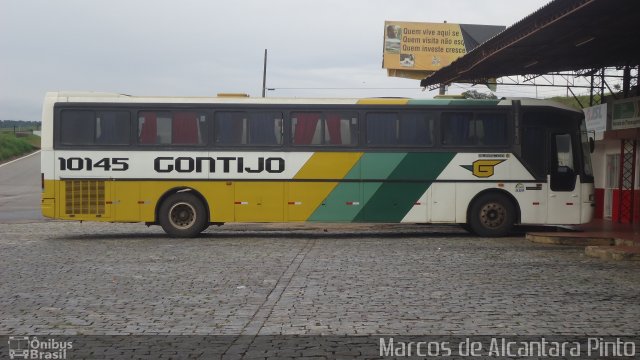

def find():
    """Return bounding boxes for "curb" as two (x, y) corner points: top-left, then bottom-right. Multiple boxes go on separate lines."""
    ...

(585, 245), (640, 261)
(526, 233), (615, 246)
(527, 232), (640, 261)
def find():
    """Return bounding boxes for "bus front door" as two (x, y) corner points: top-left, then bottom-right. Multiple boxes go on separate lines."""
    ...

(547, 132), (581, 224)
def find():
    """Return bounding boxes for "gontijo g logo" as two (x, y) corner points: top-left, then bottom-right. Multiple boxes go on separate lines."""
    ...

(8, 336), (72, 359)
(461, 159), (506, 178)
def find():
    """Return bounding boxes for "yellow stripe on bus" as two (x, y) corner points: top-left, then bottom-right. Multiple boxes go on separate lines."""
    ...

(294, 152), (362, 179)
(287, 152), (363, 221)
(45, 153), (364, 223)
(357, 98), (409, 105)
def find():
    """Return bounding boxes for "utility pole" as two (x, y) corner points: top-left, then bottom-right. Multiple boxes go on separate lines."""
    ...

(262, 49), (268, 98)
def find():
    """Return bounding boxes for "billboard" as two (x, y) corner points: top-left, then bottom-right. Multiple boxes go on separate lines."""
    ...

(612, 96), (640, 130)
(584, 103), (607, 140)
(383, 21), (505, 80)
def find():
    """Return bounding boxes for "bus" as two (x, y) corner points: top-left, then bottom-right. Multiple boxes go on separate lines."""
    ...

(40, 92), (595, 237)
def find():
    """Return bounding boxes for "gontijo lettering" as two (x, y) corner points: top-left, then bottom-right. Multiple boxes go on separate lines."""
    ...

(153, 156), (285, 173)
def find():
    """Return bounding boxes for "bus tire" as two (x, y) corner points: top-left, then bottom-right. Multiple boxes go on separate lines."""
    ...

(468, 193), (515, 237)
(159, 192), (208, 238)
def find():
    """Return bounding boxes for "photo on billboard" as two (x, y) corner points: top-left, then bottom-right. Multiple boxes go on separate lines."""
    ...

(383, 21), (505, 79)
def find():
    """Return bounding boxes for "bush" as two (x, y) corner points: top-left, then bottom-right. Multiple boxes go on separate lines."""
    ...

(0, 133), (35, 161)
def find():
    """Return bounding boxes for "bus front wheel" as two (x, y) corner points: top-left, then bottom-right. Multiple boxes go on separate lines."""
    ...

(468, 193), (515, 237)
(159, 192), (208, 238)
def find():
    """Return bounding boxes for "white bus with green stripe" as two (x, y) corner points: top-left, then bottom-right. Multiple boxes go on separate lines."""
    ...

(41, 92), (595, 237)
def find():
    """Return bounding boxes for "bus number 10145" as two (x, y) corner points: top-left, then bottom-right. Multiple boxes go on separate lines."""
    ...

(58, 157), (129, 171)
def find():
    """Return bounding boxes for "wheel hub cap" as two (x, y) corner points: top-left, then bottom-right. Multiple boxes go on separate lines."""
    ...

(480, 203), (506, 228)
(169, 202), (196, 229)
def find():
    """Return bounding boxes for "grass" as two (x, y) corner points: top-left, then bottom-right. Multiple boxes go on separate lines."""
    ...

(20, 134), (41, 148)
(0, 133), (39, 162)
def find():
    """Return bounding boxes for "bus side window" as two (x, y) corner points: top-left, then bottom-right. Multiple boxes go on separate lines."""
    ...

(292, 112), (322, 145)
(325, 112), (356, 145)
(291, 112), (356, 146)
(214, 111), (282, 146)
(249, 112), (282, 145)
(442, 112), (506, 146)
(366, 113), (398, 145)
(215, 112), (246, 145)
(138, 111), (171, 145)
(138, 112), (157, 144)
(96, 111), (130, 145)
(399, 112), (434, 146)
(60, 110), (95, 145)
(137, 111), (205, 146)
(172, 112), (205, 145)
(442, 112), (473, 145)
(476, 113), (507, 146)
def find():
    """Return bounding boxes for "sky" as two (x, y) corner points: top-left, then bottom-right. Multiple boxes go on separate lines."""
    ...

(0, 0), (560, 121)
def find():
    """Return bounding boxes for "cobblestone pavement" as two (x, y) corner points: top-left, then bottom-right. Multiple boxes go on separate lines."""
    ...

(1, 221), (639, 338)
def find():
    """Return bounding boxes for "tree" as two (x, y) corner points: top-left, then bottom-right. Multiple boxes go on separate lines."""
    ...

(461, 90), (498, 99)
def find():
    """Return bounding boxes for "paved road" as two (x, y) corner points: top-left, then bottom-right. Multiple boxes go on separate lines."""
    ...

(1, 221), (639, 337)
(0, 151), (43, 222)
(1, 153), (639, 357)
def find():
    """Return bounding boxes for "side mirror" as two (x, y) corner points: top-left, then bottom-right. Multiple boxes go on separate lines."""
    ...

(589, 137), (595, 153)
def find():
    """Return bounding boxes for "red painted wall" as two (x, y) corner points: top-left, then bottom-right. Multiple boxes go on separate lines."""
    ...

(609, 189), (640, 223)
(594, 188), (605, 219)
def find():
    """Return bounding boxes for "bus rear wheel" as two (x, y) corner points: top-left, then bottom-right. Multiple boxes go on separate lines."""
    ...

(468, 193), (515, 237)
(159, 192), (208, 238)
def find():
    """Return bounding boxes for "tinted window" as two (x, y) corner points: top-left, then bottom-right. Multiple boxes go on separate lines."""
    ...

(96, 111), (130, 145)
(522, 126), (546, 178)
(366, 112), (434, 146)
(441, 112), (507, 146)
(214, 111), (283, 145)
(399, 113), (434, 145)
(291, 112), (357, 146)
(477, 113), (508, 146)
(138, 111), (206, 145)
(60, 110), (130, 145)
(61, 110), (94, 145)
(367, 113), (398, 145)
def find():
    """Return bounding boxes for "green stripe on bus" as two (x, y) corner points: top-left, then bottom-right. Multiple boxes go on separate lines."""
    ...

(354, 152), (456, 222)
(408, 99), (501, 106)
(407, 99), (455, 106)
(309, 152), (456, 222)
(308, 153), (406, 222)
(307, 159), (362, 222)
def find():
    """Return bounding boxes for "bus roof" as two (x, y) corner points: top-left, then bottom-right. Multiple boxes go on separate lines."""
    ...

(44, 91), (579, 112)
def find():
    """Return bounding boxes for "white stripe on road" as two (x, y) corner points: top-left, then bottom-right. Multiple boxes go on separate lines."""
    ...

(0, 150), (41, 168)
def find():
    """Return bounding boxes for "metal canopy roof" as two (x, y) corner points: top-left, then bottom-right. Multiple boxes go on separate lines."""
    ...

(420, 0), (640, 88)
